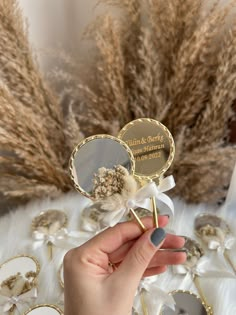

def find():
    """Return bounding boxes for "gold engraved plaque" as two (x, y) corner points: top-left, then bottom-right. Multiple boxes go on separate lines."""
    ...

(118, 118), (175, 181)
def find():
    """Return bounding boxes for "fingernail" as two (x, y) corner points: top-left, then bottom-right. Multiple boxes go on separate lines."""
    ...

(164, 214), (170, 218)
(150, 228), (166, 247)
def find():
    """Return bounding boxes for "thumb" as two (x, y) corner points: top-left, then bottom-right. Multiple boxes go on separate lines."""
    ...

(114, 228), (166, 288)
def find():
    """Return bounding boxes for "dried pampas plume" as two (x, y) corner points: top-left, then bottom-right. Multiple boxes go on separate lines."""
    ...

(49, 0), (236, 204)
(0, 0), (83, 206)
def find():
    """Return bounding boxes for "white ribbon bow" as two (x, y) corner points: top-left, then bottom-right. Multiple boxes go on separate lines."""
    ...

(173, 255), (235, 279)
(101, 175), (175, 227)
(208, 235), (235, 252)
(0, 287), (37, 313)
(32, 228), (93, 250)
(133, 278), (175, 315)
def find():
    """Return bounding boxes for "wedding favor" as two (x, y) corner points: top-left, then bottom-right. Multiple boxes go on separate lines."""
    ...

(23, 304), (63, 315)
(161, 290), (213, 315)
(0, 255), (40, 314)
(32, 210), (68, 260)
(133, 276), (175, 315)
(119, 118), (175, 227)
(195, 214), (235, 274)
(31, 209), (92, 260)
(173, 237), (213, 313)
(69, 134), (151, 231)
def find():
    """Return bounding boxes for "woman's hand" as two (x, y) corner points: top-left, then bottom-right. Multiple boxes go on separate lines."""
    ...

(64, 216), (186, 315)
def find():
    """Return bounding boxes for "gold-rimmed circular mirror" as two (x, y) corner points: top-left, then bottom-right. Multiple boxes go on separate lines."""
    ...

(118, 118), (175, 182)
(194, 213), (236, 274)
(161, 290), (213, 315)
(23, 304), (63, 315)
(0, 255), (40, 284)
(69, 134), (135, 199)
(183, 237), (204, 269)
(32, 210), (68, 233)
(119, 118), (175, 227)
(194, 213), (231, 244)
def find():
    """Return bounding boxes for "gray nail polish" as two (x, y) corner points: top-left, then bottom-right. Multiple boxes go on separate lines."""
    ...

(151, 228), (166, 247)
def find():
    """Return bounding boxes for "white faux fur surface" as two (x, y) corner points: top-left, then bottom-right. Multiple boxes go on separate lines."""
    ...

(0, 190), (235, 315)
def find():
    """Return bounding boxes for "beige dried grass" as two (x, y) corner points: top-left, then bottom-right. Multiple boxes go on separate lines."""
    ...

(0, 0), (82, 205)
(49, 0), (236, 204)
(1, 0), (236, 205)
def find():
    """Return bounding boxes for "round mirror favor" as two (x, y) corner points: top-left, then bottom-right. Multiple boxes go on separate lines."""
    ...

(69, 134), (149, 231)
(69, 134), (134, 198)
(161, 290), (213, 315)
(119, 118), (175, 227)
(23, 304), (63, 315)
(31, 210), (68, 260)
(0, 256), (40, 314)
(0, 255), (40, 285)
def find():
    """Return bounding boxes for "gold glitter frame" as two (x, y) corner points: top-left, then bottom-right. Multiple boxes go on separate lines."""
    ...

(168, 290), (213, 315)
(23, 304), (63, 315)
(0, 255), (40, 279)
(69, 134), (135, 199)
(118, 118), (175, 181)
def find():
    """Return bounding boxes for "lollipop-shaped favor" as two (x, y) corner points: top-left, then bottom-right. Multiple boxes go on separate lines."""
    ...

(69, 134), (151, 231)
(119, 118), (175, 227)
(172, 237), (213, 311)
(32, 210), (68, 260)
(0, 255), (40, 314)
(31, 209), (91, 260)
(23, 304), (63, 315)
(194, 214), (236, 274)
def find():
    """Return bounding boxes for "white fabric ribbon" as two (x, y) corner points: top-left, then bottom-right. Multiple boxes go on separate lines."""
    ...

(173, 255), (235, 279)
(0, 287), (37, 313)
(208, 236), (235, 252)
(32, 228), (92, 250)
(133, 278), (175, 315)
(101, 175), (175, 227)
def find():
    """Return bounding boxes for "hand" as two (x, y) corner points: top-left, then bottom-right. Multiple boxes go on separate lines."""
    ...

(64, 216), (186, 315)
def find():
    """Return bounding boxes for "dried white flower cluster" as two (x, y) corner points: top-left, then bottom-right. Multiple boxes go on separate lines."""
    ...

(92, 165), (131, 200)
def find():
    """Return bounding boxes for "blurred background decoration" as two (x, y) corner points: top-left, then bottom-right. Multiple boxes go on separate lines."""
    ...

(1, 0), (236, 209)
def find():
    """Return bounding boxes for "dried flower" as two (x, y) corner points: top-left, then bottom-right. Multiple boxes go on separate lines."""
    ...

(91, 165), (136, 200)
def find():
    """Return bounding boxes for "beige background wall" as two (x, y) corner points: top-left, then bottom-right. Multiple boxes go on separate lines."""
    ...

(18, 0), (100, 68)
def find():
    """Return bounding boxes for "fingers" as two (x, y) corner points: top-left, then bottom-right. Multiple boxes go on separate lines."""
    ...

(109, 234), (185, 263)
(148, 251), (186, 268)
(78, 216), (169, 255)
(162, 234), (185, 249)
(143, 266), (167, 277)
(112, 228), (166, 290)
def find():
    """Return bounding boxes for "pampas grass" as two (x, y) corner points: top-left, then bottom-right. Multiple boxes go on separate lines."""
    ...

(1, 0), (236, 205)
(0, 0), (82, 205)
(49, 0), (236, 204)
